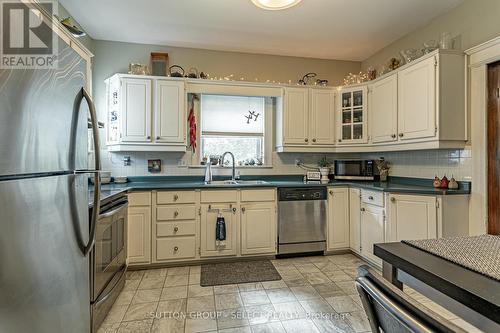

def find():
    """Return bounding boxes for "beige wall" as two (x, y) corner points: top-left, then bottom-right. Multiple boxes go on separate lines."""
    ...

(362, 0), (500, 69)
(91, 39), (360, 123)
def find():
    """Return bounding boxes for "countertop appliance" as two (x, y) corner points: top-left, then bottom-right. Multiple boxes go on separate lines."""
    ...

(0, 19), (101, 333)
(334, 159), (375, 180)
(278, 187), (327, 255)
(90, 193), (128, 332)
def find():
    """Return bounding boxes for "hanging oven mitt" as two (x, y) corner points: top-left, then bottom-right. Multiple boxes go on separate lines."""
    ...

(215, 213), (226, 247)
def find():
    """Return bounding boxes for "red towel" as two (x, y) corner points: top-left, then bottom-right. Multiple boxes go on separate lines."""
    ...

(188, 96), (197, 153)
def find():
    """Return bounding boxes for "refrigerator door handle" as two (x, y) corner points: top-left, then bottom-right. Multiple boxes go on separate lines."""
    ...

(75, 87), (101, 256)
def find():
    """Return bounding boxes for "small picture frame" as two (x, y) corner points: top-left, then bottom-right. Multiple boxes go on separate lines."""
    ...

(150, 52), (169, 76)
(148, 159), (162, 173)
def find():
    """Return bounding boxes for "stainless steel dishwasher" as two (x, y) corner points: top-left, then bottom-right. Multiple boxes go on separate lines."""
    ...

(278, 187), (327, 255)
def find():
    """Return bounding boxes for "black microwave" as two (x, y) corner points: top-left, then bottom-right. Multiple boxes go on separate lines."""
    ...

(334, 160), (375, 180)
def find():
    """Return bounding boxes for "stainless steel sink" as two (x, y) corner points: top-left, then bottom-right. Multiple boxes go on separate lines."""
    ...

(204, 180), (268, 186)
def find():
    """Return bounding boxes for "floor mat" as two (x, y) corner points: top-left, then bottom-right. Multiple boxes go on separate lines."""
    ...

(200, 260), (281, 286)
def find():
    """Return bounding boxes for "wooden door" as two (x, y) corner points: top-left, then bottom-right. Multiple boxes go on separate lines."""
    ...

(360, 204), (384, 266)
(154, 80), (185, 143)
(283, 87), (309, 145)
(127, 206), (151, 265)
(488, 61), (500, 235)
(310, 89), (335, 145)
(240, 202), (276, 255)
(398, 56), (436, 140)
(200, 204), (238, 257)
(327, 188), (350, 250)
(387, 194), (437, 242)
(121, 78), (152, 142)
(370, 74), (398, 143)
(349, 188), (361, 254)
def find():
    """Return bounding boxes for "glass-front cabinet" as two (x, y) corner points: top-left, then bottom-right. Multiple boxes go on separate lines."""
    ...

(337, 86), (368, 144)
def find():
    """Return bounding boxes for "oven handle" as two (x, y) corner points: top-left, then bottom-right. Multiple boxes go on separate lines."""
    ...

(99, 202), (129, 219)
(94, 265), (127, 305)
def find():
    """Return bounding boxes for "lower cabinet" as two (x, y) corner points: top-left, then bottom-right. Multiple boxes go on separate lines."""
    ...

(127, 192), (152, 265)
(200, 203), (238, 257)
(349, 188), (361, 254)
(360, 203), (385, 266)
(327, 187), (350, 250)
(386, 194), (437, 242)
(241, 202), (276, 255)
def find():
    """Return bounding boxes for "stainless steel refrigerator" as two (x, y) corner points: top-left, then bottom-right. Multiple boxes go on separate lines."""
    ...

(0, 32), (101, 332)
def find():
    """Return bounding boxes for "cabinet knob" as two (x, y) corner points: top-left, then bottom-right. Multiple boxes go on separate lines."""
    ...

(312, 138), (317, 142)
(147, 136), (151, 140)
(173, 226), (179, 232)
(173, 246), (179, 251)
(368, 196), (374, 200)
(173, 194), (179, 201)
(360, 207), (366, 212)
(242, 207), (246, 213)
(398, 133), (404, 137)
(305, 138), (309, 142)
(156, 136), (160, 140)
(174, 211), (179, 217)
(232, 207), (237, 213)
(338, 139), (342, 142)
(391, 134), (396, 139)
(329, 190), (333, 195)
(390, 197), (396, 202)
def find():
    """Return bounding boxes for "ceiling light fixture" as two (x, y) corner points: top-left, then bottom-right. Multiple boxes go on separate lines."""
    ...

(251, 0), (302, 11)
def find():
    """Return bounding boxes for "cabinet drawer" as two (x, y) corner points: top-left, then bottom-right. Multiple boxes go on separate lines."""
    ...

(157, 221), (196, 237)
(129, 192), (151, 206)
(361, 190), (384, 207)
(201, 190), (238, 203)
(156, 236), (196, 260)
(241, 189), (275, 202)
(157, 191), (196, 204)
(156, 205), (196, 221)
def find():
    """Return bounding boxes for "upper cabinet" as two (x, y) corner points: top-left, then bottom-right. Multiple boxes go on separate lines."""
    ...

(369, 74), (398, 144)
(398, 56), (436, 141)
(105, 74), (186, 151)
(276, 87), (335, 151)
(337, 86), (368, 144)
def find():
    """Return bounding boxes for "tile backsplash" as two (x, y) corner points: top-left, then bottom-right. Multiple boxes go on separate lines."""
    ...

(92, 147), (472, 181)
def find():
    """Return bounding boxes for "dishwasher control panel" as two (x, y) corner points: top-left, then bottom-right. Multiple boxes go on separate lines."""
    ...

(278, 187), (327, 201)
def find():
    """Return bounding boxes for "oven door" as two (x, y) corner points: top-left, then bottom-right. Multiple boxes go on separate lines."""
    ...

(92, 199), (128, 300)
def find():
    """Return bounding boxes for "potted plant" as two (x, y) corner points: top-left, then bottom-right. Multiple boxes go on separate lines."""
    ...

(318, 156), (331, 182)
(376, 158), (390, 182)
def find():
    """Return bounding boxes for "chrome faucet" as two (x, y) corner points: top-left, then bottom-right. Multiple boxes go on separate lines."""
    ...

(221, 151), (236, 181)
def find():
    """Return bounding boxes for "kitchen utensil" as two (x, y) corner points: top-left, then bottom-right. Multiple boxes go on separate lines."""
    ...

(169, 65), (185, 77)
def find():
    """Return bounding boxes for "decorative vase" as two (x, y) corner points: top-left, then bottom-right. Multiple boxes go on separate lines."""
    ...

(319, 167), (330, 182)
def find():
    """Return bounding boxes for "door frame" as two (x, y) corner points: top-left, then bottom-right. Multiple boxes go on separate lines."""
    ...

(466, 36), (500, 235)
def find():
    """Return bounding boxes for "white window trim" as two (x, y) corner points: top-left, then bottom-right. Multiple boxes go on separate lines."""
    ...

(188, 95), (274, 168)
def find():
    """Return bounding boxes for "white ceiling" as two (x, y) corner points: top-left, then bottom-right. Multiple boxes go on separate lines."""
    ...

(60, 0), (464, 61)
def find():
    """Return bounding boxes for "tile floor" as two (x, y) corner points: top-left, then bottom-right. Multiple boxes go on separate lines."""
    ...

(97, 254), (483, 333)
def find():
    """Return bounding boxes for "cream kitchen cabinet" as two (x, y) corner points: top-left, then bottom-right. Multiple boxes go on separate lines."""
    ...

(240, 202), (276, 255)
(127, 192), (152, 265)
(105, 74), (186, 152)
(349, 188), (361, 254)
(386, 193), (469, 242)
(327, 187), (350, 250)
(276, 87), (335, 151)
(337, 86), (368, 145)
(200, 203), (238, 257)
(369, 74), (398, 143)
(360, 203), (385, 266)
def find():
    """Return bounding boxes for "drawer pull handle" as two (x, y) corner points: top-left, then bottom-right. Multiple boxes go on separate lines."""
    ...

(368, 196), (374, 200)
(173, 227), (179, 232)
(174, 211), (179, 217)
(173, 194), (179, 201)
(174, 246), (179, 251)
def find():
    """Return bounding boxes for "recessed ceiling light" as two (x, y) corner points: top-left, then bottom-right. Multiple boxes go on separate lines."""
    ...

(251, 0), (302, 11)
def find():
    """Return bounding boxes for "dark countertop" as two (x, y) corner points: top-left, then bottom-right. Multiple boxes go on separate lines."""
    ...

(374, 241), (500, 326)
(88, 175), (470, 207)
